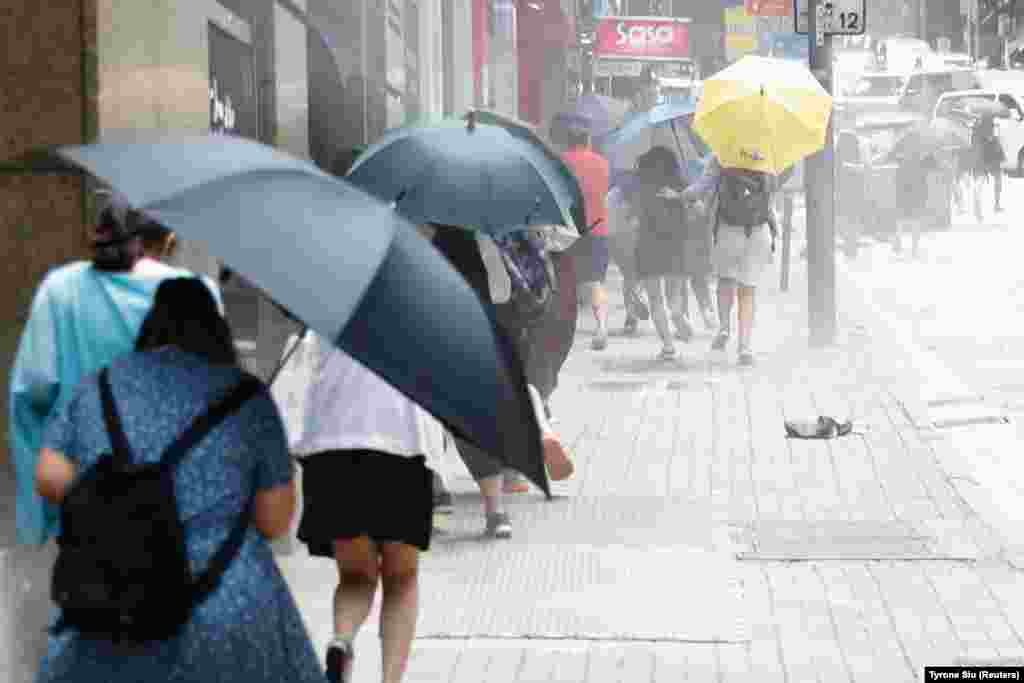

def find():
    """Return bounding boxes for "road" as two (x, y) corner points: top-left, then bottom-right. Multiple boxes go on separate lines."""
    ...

(838, 171), (1024, 555)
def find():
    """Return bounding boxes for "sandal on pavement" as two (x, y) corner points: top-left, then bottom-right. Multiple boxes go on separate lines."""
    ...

(784, 416), (854, 439)
(543, 436), (575, 481)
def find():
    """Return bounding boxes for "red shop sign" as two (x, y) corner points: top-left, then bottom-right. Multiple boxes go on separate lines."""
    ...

(593, 17), (690, 59)
(745, 0), (792, 16)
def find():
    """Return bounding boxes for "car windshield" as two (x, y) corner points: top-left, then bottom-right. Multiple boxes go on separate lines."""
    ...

(935, 93), (995, 118)
(850, 76), (906, 97)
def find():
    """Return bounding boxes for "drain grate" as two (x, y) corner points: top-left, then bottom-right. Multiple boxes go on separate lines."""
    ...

(734, 521), (976, 561)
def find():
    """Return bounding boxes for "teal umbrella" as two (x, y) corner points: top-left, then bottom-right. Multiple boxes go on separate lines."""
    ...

(465, 109), (586, 232)
(52, 135), (551, 497)
(347, 118), (576, 236)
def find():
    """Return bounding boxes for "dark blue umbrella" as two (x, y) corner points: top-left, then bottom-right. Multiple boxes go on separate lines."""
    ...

(597, 101), (698, 150)
(53, 135), (550, 497)
(346, 119), (576, 237)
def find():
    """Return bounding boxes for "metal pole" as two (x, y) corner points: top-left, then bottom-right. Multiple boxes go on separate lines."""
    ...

(806, 0), (836, 347)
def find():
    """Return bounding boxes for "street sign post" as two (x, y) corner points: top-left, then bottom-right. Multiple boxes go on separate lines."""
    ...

(805, 0), (838, 347)
(794, 0), (866, 36)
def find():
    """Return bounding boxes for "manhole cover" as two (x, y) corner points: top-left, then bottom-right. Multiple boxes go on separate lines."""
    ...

(735, 521), (975, 561)
(586, 380), (649, 392)
(933, 415), (1011, 429)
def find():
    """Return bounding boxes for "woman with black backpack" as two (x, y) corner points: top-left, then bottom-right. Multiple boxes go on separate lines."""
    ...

(684, 156), (790, 367)
(34, 278), (322, 683)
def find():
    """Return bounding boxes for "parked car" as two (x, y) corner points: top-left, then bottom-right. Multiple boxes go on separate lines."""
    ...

(834, 71), (910, 128)
(899, 68), (982, 116)
(932, 88), (1024, 173)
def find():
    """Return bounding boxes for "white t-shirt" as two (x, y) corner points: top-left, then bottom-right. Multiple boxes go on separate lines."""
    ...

(292, 332), (445, 464)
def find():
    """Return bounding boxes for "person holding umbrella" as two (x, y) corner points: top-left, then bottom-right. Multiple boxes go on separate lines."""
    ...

(688, 56), (832, 365)
(632, 146), (693, 360)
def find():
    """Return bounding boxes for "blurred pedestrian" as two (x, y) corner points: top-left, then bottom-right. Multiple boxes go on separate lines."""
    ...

(9, 191), (219, 547)
(426, 225), (515, 537)
(972, 109), (1005, 214)
(292, 330), (442, 683)
(632, 147), (693, 360)
(561, 125), (612, 350)
(685, 156), (789, 366)
(606, 170), (649, 335)
(34, 277), (321, 683)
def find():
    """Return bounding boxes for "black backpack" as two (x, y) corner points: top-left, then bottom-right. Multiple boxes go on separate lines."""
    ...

(495, 232), (558, 329)
(51, 367), (262, 643)
(717, 168), (777, 229)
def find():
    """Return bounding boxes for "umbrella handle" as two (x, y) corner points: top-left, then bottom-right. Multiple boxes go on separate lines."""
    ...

(266, 325), (310, 386)
(669, 120), (687, 177)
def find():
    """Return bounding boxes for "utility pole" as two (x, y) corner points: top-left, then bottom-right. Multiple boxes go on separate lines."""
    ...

(806, 0), (836, 347)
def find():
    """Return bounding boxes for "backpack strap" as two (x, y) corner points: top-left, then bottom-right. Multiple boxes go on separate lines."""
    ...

(189, 488), (255, 606)
(98, 368), (134, 467)
(159, 375), (263, 470)
(163, 375), (263, 607)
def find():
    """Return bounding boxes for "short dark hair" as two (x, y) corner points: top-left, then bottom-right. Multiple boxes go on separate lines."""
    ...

(136, 278), (238, 366)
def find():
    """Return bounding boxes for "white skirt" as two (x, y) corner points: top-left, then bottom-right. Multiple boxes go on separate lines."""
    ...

(713, 222), (774, 288)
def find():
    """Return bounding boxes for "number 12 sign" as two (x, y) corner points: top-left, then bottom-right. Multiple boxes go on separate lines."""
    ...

(794, 0), (866, 35)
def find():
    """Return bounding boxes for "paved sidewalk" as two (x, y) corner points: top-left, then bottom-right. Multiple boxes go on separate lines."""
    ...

(276, 249), (1024, 681)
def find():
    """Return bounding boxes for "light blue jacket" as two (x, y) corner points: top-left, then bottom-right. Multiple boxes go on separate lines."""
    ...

(8, 261), (221, 545)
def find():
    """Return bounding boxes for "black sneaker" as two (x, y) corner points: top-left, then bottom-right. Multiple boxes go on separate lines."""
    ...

(711, 332), (730, 352)
(485, 512), (512, 539)
(326, 642), (354, 683)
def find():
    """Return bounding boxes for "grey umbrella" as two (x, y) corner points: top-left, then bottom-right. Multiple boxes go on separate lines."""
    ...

(50, 135), (551, 496)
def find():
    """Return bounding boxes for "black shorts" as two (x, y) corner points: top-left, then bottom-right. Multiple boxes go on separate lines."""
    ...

(297, 450), (434, 556)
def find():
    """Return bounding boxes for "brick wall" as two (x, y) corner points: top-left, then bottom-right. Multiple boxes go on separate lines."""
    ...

(0, 0), (94, 477)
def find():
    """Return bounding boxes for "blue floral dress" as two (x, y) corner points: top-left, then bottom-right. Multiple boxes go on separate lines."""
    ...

(36, 347), (324, 683)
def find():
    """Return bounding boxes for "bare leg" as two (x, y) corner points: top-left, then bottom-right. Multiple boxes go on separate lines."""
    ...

(716, 277), (736, 338)
(591, 282), (609, 346)
(333, 537), (380, 641)
(643, 277), (673, 352)
(737, 285), (756, 352)
(379, 543), (420, 683)
(477, 475), (503, 517)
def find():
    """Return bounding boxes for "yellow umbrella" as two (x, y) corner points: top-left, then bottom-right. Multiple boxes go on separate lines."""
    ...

(694, 56), (833, 175)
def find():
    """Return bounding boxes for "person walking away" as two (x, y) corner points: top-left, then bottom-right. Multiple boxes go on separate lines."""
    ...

(606, 170), (649, 335)
(427, 225), (572, 512)
(10, 192), (221, 547)
(34, 278), (322, 683)
(632, 147), (691, 361)
(425, 225), (516, 537)
(491, 228), (575, 494)
(561, 125), (612, 350)
(972, 109), (1005, 216)
(684, 156), (790, 366)
(292, 331), (441, 683)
